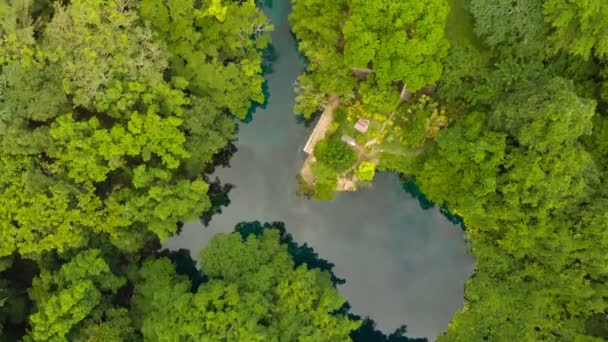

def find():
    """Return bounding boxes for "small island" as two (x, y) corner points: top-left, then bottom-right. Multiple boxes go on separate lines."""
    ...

(298, 89), (448, 200)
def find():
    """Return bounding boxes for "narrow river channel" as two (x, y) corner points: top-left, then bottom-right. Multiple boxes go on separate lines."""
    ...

(165, 0), (474, 339)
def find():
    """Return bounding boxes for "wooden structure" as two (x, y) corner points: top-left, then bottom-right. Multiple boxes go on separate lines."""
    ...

(354, 118), (370, 133)
(341, 135), (356, 146)
(400, 83), (412, 102)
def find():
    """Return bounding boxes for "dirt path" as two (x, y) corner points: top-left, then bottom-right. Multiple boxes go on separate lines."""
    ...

(300, 95), (340, 186)
(303, 94), (340, 154)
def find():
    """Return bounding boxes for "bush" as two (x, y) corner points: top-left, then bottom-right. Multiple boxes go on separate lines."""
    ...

(356, 161), (376, 181)
(314, 138), (357, 173)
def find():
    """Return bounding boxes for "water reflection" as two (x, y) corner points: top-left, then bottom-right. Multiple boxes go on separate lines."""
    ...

(166, 0), (474, 339)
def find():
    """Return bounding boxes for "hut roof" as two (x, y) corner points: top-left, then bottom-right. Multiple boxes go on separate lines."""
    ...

(354, 118), (370, 133)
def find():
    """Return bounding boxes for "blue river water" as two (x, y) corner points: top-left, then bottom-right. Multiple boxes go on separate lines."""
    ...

(166, 0), (474, 339)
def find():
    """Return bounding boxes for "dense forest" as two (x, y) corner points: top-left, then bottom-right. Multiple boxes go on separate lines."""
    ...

(1, 0), (607, 340)
(291, 0), (608, 340)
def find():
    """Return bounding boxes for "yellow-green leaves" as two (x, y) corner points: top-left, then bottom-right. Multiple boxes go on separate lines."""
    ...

(140, 0), (271, 119)
(28, 250), (125, 341)
(0, 0), (246, 257)
(132, 231), (360, 341)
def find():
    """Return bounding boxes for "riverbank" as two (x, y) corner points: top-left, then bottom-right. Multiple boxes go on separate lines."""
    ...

(299, 94), (340, 186)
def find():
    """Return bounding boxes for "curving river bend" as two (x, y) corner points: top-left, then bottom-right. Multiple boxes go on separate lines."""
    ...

(165, 0), (474, 339)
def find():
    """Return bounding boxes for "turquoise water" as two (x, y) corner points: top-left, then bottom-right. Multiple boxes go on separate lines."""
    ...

(166, 0), (474, 339)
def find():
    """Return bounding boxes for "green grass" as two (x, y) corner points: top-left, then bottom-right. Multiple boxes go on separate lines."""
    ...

(332, 104), (382, 145)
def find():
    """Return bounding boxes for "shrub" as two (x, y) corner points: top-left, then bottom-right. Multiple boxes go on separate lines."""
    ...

(356, 161), (376, 181)
(314, 138), (357, 173)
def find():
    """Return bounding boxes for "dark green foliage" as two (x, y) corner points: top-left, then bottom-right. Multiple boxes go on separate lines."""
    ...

(411, 1), (608, 338)
(199, 177), (234, 227)
(131, 230), (361, 341)
(402, 180), (434, 210)
(470, 0), (545, 59)
(235, 220), (345, 285)
(314, 138), (356, 173)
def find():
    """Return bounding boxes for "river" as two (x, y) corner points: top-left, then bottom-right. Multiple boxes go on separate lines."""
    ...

(165, 0), (474, 339)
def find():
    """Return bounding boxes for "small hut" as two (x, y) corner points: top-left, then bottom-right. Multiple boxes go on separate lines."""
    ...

(341, 135), (356, 146)
(354, 118), (370, 133)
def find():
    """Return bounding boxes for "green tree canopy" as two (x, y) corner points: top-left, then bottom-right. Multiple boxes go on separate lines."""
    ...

(140, 0), (272, 119)
(314, 138), (357, 173)
(131, 230), (361, 341)
(290, 0), (449, 117)
(0, 0), (268, 257)
(544, 0), (608, 59)
(343, 0), (449, 92)
(27, 250), (130, 342)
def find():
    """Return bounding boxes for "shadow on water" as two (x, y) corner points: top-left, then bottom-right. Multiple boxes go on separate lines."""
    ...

(198, 142), (239, 227)
(241, 44), (277, 123)
(163, 221), (428, 342)
(401, 178), (465, 230)
(168, 0), (474, 338)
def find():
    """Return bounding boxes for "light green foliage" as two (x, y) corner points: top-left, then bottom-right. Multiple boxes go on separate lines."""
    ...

(0, 0), (34, 44)
(290, 0), (354, 118)
(140, 0), (272, 119)
(386, 96), (435, 149)
(343, 0), (449, 92)
(310, 162), (339, 201)
(27, 250), (125, 342)
(132, 230), (360, 341)
(0, 0), (257, 256)
(544, 0), (608, 59)
(309, 136), (354, 199)
(314, 138), (356, 173)
(290, 0), (449, 117)
(356, 161), (375, 182)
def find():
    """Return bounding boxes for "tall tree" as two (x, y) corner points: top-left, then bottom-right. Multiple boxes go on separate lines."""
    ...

(139, 0), (272, 119)
(26, 250), (130, 341)
(0, 0), (269, 257)
(544, 0), (608, 59)
(131, 230), (361, 341)
(290, 0), (449, 116)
